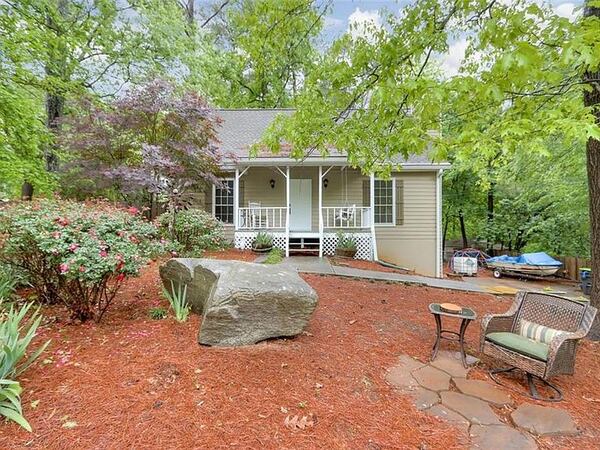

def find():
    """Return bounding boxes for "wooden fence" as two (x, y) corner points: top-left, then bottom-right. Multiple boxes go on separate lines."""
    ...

(555, 256), (591, 282)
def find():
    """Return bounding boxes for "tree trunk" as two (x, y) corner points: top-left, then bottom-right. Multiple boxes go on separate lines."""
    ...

(458, 210), (468, 248)
(21, 182), (34, 201)
(44, 0), (69, 173)
(584, 1), (600, 337)
(487, 182), (495, 221)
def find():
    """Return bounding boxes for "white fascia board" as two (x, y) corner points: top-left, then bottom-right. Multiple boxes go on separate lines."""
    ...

(220, 159), (451, 171)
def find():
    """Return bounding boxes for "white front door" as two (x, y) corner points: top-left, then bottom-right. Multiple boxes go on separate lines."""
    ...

(289, 179), (312, 231)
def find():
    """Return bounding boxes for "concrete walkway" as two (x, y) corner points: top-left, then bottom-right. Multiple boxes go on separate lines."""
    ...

(261, 256), (488, 294)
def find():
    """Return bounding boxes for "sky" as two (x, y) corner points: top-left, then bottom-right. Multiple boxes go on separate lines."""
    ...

(320, 0), (583, 75)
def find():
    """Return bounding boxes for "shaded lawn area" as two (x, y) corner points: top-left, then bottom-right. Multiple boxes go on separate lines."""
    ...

(2, 252), (600, 449)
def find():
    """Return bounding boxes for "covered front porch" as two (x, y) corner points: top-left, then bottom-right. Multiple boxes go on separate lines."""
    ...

(230, 165), (378, 260)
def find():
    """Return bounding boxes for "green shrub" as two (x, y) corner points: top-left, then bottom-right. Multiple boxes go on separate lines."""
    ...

(264, 248), (283, 264)
(0, 301), (50, 431)
(156, 209), (227, 255)
(336, 232), (357, 251)
(149, 307), (168, 320)
(253, 232), (273, 250)
(0, 199), (169, 322)
(162, 280), (190, 322)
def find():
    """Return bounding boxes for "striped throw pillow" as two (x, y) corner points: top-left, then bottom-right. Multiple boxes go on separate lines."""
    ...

(519, 319), (565, 344)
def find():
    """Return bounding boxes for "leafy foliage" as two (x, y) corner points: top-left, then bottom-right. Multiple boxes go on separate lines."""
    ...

(263, 248), (284, 264)
(0, 200), (168, 322)
(202, 0), (326, 107)
(336, 233), (357, 251)
(253, 232), (273, 250)
(149, 307), (168, 320)
(156, 208), (227, 255)
(59, 79), (223, 205)
(162, 280), (190, 322)
(0, 301), (50, 431)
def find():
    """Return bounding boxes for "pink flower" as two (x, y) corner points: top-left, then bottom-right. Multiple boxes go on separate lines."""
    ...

(52, 231), (61, 239)
(59, 263), (69, 274)
(99, 249), (108, 257)
(127, 206), (139, 215)
(68, 243), (79, 252)
(116, 273), (126, 282)
(171, 251), (178, 257)
(117, 231), (125, 237)
(78, 265), (86, 273)
(129, 235), (139, 244)
(55, 217), (70, 227)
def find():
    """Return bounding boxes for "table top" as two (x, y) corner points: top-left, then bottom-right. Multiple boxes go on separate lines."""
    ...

(429, 303), (476, 320)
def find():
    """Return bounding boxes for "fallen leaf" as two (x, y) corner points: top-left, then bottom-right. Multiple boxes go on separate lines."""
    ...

(284, 414), (315, 430)
(315, 383), (323, 389)
(349, 319), (357, 325)
(280, 406), (288, 413)
(30, 400), (40, 409)
(62, 421), (77, 429)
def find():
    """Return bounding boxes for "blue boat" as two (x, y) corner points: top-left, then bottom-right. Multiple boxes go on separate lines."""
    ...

(486, 252), (562, 278)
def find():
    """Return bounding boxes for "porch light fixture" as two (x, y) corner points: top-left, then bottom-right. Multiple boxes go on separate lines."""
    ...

(269, 179), (275, 189)
(323, 178), (329, 188)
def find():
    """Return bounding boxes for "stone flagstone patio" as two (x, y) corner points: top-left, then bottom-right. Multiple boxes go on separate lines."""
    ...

(385, 351), (579, 449)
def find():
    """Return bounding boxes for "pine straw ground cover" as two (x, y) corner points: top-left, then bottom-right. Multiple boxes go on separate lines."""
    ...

(1, 250), (600, 449)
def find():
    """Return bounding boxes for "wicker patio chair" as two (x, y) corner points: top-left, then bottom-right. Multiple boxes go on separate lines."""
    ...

(480, 291), (597, 401)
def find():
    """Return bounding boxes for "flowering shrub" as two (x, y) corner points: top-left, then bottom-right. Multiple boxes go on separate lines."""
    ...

(156, 209), (228, 255)
(0, 199), (169, 322)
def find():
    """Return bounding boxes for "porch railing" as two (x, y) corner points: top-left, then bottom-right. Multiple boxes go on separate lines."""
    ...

(322, 206), (371, 229)
(238, 207), (288, 230)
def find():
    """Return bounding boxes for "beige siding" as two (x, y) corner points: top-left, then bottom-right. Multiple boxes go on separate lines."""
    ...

(201, 167), (439, 276)
(375, 172), (437, 276)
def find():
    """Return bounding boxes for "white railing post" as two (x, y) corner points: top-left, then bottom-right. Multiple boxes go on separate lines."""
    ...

(234, 168), (239, 231)
(370, 173), (378, 261)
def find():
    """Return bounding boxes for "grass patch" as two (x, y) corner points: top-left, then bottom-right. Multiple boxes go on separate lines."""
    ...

(264, 248), (284, 265)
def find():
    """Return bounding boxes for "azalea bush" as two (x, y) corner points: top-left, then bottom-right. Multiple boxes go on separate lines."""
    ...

(156, 208), (227, 255)
(0, 200), (169, 322)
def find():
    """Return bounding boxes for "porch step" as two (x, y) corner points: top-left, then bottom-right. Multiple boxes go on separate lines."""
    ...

(288, 236), (320, 255)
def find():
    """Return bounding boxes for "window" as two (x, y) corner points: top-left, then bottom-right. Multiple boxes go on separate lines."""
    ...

(374, 179), (395, 225)
(214, 179), (234, 224)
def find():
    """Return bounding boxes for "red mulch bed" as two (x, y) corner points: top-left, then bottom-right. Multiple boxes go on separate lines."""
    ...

(201, 248), (257, 262)
(328, 256), (411, 274)
(2, 254), (600, 449)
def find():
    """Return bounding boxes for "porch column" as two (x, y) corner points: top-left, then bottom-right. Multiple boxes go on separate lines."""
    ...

(318, 165), (323, 258)
(370, 173), (378, 260)
(234, 168), (239, 231)
(286, 166), (290, 257)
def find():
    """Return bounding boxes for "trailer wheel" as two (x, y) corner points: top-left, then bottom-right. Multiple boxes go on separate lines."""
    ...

(493, 270), (502, 279)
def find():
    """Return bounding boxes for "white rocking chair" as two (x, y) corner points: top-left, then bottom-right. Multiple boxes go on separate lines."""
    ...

(336, 204), (356, 223)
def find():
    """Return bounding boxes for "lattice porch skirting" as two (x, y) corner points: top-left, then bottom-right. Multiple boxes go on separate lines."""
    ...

(234, 232), (288, 251)
(235, 231), (373, 260)
(322, 232), (373, 260)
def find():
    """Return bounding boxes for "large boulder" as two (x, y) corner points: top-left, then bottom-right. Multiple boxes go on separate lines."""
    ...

(159, 258), (318, 346)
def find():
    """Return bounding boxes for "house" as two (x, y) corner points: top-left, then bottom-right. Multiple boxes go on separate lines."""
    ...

(203, 109), (450, 277)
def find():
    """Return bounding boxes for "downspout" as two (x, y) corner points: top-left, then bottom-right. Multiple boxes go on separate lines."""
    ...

(370, 173), (378, 261)
(436, 169), (444, 278)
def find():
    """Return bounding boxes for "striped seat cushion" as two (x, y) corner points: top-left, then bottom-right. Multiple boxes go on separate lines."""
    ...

(519, 319), (565, 344)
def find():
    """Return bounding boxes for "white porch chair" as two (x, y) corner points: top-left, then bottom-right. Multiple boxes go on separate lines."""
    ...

(336, 204), (356, 224)
(248, 202), (262, 228)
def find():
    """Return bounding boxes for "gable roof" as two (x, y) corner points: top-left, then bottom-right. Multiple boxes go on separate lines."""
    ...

(215, 108), (447, 168)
